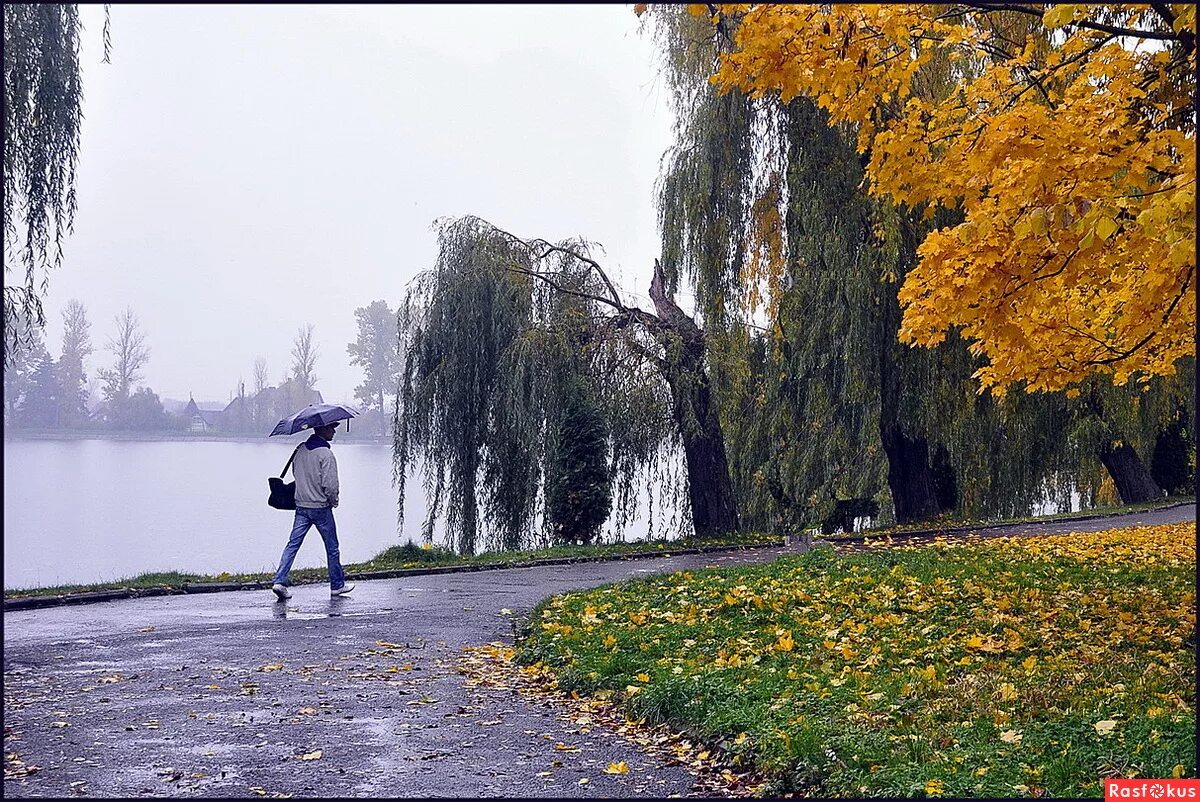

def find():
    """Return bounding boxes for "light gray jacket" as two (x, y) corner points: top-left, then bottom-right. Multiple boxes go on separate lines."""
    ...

(293, 437), (339, 509)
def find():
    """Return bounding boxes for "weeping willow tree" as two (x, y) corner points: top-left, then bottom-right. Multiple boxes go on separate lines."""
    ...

(642, 5), (1102, 529)
(396, 217), (538, 554)
(394, 216), (737, 555)
(645, 4), (762, 534)
(3, 5), (111, 366)
(1062, 366), (1195, 505)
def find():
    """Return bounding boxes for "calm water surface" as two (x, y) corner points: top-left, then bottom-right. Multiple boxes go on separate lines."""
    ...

(3, 438), (428, 590)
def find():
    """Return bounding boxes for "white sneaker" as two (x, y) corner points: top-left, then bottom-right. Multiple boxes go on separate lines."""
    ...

(272, 583), (292, 600)
(330, 583), (355, 597)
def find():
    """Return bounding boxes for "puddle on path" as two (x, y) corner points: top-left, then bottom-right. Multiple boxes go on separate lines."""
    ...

(268, 606), (400, 621)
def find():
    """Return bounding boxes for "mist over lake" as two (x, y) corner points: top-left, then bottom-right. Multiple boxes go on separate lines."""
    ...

(3, 438), (418, 589)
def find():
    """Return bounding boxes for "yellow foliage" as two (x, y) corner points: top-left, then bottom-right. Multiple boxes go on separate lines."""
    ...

(699, 3), (1196, 394)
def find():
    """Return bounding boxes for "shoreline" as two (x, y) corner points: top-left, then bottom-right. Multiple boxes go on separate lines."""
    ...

(3, 532), (784, 609)
(4, 499), (1192, 609)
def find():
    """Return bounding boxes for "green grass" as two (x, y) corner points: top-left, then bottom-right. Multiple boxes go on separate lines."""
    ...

(819, 495), (1194, 540)
(3, 530), (781, 600)
(515, 522), (1196, 797)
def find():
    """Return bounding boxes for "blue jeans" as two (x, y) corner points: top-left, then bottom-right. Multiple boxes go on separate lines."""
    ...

(273, 506), (346, 589)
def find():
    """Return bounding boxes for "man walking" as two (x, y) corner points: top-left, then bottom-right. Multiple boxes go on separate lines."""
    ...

(271, 421), (355, 600)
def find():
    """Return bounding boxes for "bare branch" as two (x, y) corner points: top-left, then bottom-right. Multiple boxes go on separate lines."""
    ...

(960, 2), (1186, 43)
(478, 219), (667, 336)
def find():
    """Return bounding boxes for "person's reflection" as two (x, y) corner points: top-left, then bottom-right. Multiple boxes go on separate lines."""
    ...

(270, 594), (350, 619)
(327, 595), (349, 617)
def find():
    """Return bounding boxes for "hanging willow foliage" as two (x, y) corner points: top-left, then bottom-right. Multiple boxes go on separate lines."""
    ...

(3, 4), (84, 365)
(643, 4), (1131, 530)
(393, 216), (686, 555)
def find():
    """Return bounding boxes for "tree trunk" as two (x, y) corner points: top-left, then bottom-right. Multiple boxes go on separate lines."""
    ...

(878, 290), (953, 524)
(880, 422), (945, 523)
(647, 262), (740, 538)
(665, 358), (741, 538)
(1084, 386), (1164, 505)
(1151, 414), (1192, 494)
(1099, 441), (1163, 504)
(379, 388), (387, 437)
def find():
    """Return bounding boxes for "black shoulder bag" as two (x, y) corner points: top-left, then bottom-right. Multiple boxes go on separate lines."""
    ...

(268, 445), (303, 510)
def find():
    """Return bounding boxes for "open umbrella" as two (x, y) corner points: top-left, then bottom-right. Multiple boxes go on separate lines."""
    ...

(269, 403), (360, 437)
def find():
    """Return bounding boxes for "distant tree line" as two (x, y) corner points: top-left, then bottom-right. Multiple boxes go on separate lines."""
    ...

(4, 301), (172, 431)
(3, 297), (404, 438)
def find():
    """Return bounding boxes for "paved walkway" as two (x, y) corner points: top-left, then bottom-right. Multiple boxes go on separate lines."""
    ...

(3, 504), (1193, 797)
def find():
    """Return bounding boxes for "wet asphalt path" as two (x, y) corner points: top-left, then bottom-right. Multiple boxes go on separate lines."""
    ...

(3, 504), (1193, 798)
(4, 547), (802, 798)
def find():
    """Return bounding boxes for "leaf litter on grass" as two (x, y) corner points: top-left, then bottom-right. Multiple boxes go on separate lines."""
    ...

(457, 642), (772, 797)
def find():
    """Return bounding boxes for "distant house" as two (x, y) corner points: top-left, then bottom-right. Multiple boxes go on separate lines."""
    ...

(259, 381), (324, 423)
(221, 395), (251, 433)
(176, 383), (324, 435)
(183, 396), (222, 433)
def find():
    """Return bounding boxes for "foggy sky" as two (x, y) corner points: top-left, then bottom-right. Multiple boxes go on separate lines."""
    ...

(39, 4), (677, 407)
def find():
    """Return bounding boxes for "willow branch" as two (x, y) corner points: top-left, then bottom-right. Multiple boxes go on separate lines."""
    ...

(491, 226), (626, 309)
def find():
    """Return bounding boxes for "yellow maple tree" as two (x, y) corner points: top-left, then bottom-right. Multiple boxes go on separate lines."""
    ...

(681, 3), (1195, 395)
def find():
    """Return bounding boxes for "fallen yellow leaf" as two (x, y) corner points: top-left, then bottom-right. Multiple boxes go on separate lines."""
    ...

(604, 761), (630, 774)
(299, 750), (322, 761)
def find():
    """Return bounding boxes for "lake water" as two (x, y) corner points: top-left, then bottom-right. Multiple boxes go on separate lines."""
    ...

(3, 437), (671, 590)
(2, 438), (434, 590)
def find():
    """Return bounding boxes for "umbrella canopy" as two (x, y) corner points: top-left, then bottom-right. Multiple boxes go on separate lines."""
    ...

(269, 403), (360, 437)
